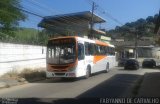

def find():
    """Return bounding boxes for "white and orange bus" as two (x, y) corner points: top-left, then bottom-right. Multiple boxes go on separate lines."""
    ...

(46, 36), (116, 78)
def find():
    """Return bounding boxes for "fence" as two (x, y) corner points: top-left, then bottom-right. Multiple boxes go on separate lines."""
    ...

(0, 42), (46, 76)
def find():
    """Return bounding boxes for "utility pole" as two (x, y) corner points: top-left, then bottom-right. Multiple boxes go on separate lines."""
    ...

(130, 27), (138, 59)
(89, 2), (95, 39)
(135, 33), (138, 59)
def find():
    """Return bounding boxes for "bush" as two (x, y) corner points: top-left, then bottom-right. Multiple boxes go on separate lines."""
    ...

(2, 68), (46, 82)
(19, 68), (46, 82)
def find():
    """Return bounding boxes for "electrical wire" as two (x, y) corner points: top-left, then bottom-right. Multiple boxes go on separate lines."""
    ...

(85, 0), (123, 26)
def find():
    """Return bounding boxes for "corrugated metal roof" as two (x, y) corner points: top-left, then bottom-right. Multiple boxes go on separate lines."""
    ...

(45, 11), (105, 23)
(38, 11), (106, 28)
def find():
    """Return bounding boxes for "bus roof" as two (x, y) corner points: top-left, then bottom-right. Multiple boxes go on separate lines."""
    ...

(49, 36), (77, 40)
(48, 36), (114, 47)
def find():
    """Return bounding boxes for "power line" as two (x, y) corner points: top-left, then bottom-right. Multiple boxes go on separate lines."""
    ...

(85, 0), (123, 26)
(0, 7), (85, 35)
(24, 0), (93, 29)
(21, 0), (104, 34)
(0, 9), (43, 27)
(97, 6), (123, 26)
(0, 0), (104, 36)
(0, 0), (44, 18)
(24, 0), (54, 15)
(17, 7), (44, 18)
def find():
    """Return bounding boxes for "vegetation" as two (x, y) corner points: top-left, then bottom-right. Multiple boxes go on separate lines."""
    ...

(14, 28), (39, 44)
(154, 11), (160, 33)
(108, 14), (159, 41)
(0, 0), (26, 40)
(0, 27), (48, 45)
(1, 68), (46, 82)
(19, 68), (46, 82)
(0, 0), (48, 45)
(14, 28), (48, 45)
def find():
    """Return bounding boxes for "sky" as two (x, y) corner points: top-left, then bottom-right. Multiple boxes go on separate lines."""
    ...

(20, 0), (160, 30)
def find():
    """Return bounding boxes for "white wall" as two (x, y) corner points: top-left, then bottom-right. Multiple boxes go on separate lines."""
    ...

(152, 47), (160, 59)
(0, 42), (46, 76)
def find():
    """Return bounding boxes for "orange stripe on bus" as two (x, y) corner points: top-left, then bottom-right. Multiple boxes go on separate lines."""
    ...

(95, 40), (108, 46)
(93, 55), (107, 64)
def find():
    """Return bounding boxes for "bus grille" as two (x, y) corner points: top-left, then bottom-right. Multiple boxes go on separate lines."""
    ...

(55, 73), (65, 76)
(51, 65), (68, 69)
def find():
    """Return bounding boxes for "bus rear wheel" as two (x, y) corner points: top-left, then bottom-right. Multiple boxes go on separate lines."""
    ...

(85, 66), (91, 79)
(105, 63), (109, 73)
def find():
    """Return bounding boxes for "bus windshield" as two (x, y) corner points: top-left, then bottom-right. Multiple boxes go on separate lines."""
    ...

(47, 38), (76, 64)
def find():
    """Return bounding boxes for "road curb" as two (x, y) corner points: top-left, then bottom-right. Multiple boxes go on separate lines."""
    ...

(0, 77), (46, 90)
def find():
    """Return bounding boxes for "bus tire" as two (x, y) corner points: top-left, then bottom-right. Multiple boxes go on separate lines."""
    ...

(85, 66), (91, 79)
(105, 63), (109, 73)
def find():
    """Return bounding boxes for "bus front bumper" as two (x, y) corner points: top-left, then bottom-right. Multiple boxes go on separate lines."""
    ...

(46, 71), (77, 78)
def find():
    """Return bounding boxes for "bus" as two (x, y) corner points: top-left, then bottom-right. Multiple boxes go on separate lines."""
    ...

(46, 36), (116, 79)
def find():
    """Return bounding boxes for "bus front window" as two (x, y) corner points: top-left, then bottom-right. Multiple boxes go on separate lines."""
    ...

(47, 39), (76, 64)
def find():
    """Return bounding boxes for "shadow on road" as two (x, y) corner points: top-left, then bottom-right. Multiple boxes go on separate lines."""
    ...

(17, 98), (100, 104)
(17, 74), (142, 104)
(35, 78), (80, 83)
(118, 68), (141, 71)
(76, 74), (141, 98)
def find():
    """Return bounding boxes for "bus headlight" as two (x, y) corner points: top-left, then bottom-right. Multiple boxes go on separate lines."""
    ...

(68, 73), (76, 77)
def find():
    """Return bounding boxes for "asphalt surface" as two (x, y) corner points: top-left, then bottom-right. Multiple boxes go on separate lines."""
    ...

(0, 67), (160, 98)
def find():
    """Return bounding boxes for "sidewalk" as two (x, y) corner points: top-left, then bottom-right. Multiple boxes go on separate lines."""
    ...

(137, 72), (160, 97)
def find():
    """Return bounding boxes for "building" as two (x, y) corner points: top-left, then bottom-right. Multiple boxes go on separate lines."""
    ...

(38, 11), (109, 40)
(111, 40), (154, 59)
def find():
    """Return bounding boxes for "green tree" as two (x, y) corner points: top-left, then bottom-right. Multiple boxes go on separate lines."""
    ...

(0, 0), (26, 40)
(37, 29), (48, 45)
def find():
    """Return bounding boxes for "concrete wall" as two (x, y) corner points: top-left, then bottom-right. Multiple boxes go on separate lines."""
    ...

(0, 42), (46, 76)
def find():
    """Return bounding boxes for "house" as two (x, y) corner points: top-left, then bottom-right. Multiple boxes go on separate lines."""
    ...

(38, 11), (106, 39)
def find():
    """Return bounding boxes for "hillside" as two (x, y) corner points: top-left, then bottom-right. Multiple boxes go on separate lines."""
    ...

(108, 14), (158, 41)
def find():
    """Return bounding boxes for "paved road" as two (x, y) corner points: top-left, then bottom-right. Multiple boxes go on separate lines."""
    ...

(0, 67), (160, 98)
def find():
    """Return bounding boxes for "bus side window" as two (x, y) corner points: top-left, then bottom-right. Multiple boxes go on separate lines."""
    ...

(109, 47), (111, 55)
(112, 48), (115, 55)
(101, 46), (106, 55)
(104, 47), (107, 55)
(107, 47), (110, 55)
(85, 42), (89, 56)
(88, 43), (95, 55)
(94, 45), (98, 55)
(78, 43), (85, 60)
(113, 48), (115, 55)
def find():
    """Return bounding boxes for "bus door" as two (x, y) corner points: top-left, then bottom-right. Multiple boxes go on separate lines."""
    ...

(93, 45), (106, 73)
(84, 42), (94, 73)
(77, 41), (85, 75)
